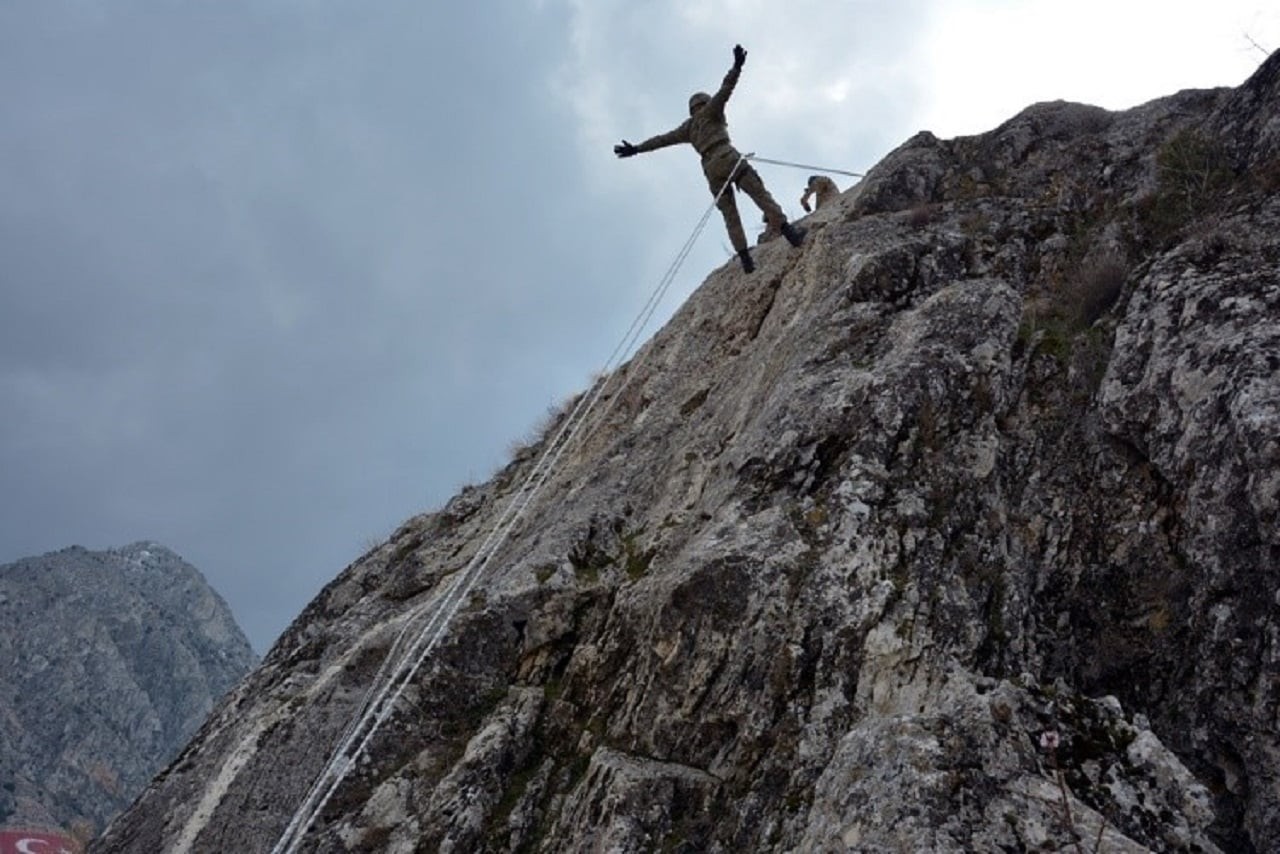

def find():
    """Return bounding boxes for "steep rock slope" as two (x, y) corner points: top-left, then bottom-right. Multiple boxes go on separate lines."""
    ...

(0, 543), (256, 840)
(98, 53), (1278, 852)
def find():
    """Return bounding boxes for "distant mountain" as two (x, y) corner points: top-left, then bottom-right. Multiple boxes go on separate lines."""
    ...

(0, 542), (256, 842)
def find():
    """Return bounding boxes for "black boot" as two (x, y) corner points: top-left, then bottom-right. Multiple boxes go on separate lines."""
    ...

(781, 222), (807, 248)
(738, 248), (755, 274)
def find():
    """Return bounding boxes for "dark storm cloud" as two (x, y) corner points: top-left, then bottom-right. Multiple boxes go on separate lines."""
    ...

(0, 2), (625, 650)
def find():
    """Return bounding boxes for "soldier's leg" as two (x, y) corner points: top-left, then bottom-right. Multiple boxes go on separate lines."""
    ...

(715, 189), (749, 254)
(738, 165), (806, 248)
(736, 166), (786, 230)
(704, 155), (756, 270)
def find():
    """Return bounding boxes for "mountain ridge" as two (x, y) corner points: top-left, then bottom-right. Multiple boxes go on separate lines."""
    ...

(0, 542), (257, 842)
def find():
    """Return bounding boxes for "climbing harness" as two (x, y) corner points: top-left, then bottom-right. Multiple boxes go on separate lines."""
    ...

(270, 155), (750, 854)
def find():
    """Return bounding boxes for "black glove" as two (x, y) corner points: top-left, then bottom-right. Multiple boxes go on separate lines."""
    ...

(733, 44), (747, 67)
(614, 140), (638, 158)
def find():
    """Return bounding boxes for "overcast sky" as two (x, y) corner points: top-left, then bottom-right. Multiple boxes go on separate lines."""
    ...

(2, 1), (1275, 652)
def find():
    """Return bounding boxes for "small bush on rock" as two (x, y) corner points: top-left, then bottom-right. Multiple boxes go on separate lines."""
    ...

(1138, 128), (1234, 244)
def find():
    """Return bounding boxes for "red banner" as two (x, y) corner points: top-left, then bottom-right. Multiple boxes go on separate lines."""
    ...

(0, 830), (82, 854)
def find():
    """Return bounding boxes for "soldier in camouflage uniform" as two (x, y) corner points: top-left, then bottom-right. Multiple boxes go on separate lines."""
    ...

(614, 45), (805, 274)
(801, 174), (840, 212)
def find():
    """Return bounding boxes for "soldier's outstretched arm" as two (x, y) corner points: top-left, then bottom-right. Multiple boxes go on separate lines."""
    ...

(708, 44), (746, 113)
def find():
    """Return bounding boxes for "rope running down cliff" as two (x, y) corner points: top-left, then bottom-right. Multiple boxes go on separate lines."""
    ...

(270, 155), (757, 854)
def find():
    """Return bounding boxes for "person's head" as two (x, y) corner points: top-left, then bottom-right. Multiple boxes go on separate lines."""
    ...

(688, 92), (711, 116)
(808, 175), (822, 190)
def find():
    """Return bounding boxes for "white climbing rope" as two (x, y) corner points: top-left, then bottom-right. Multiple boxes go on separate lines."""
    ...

(270, 155), (747, 854)
(746, 154), (865, 179)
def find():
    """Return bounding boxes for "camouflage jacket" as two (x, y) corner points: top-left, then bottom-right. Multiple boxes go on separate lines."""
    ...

(634, 63), (742, 162)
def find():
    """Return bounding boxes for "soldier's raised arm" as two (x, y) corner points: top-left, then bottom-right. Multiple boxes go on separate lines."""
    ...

(706, 44), (746, 114)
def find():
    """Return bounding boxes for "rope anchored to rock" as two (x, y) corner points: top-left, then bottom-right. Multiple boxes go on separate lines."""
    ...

(747, 153), (865, 179)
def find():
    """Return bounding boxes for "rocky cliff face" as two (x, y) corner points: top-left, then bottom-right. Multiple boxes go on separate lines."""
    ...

(0, 543), (256, 840)
(97, 52), (1278, 853)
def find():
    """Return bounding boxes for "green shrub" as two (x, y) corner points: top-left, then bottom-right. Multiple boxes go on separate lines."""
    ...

(1022, 250), (1128, 355)
(1139, 128), (1233, 243)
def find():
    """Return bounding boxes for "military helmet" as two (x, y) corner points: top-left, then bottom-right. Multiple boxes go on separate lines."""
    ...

(688, 91), (711, 116)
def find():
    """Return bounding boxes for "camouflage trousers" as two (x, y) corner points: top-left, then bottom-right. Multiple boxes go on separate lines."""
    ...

(702, 148), (785, 253)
